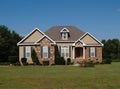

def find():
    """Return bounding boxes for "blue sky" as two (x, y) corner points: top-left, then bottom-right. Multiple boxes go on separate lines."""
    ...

(0, 0), (120, 40)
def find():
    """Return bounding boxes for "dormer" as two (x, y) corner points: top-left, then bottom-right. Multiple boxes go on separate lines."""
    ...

(60, 28), (70, 40)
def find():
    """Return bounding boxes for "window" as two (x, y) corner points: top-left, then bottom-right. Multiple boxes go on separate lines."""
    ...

(25, 46), (31, 58)
(61, 46), (69, 58)
(63, 32), (67, 39)
(90, 47), (96, 57)
(43, 46), (48, 58)
(60, 28), (70, 40)
(62, 32), (68, 40)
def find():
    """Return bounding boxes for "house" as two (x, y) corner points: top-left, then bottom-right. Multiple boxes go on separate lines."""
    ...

(17, 26), (103, 65)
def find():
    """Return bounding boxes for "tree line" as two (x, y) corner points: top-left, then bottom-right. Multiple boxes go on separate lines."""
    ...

(0, 25), (22, 62)
(0, 25), (120, 63)
(102, 39), (120, 60)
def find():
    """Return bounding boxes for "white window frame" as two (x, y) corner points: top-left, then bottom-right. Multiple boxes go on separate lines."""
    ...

(63, 32), (67, 39)
(25, 46), (31, 58)
(61, 46), (69, 58)
(62, 32), (68, 40)
(90, 47), (96, 57)
(43, 46), (48, 58)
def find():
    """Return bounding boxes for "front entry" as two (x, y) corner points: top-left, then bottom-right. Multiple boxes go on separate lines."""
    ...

(75, 47), (83, 58)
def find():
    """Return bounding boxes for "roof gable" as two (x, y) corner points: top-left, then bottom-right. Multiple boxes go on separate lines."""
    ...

(60, 28), (69, 32)
(17, 28), (44, 45)
(80, 32), (103, 46)
(35, 35), (56, 45)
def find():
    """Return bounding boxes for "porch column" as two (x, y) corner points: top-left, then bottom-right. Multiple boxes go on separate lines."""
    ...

(73, 46), (75, 59)
(83, 47), (85, 59)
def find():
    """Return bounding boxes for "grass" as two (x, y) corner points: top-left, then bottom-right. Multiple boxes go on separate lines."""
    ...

(0, 63), (120, 89)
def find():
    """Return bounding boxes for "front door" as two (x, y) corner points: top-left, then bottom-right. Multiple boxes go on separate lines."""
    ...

(75, 47), (83, 58)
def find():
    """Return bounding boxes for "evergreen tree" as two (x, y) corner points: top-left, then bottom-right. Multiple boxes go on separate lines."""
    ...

(0, 25), (22, 62)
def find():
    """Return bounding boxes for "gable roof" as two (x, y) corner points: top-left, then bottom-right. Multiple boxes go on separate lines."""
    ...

(45, 26), (85, 42)
(60, 28), (70, 33)
(17, 28), (44, 46)
(79, 32), (103, 46)
(35, 35), (56, 45)
(17, 28), (55, 46)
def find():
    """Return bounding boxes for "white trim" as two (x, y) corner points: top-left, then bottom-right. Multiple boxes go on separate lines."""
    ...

(61, 46), (69, 58)
(25, 46), (31, 58)
(74, 39), (85, 45)
(35, 36), (45, 44)
(17, 28), (56, 46)
(56, 41), (75, 43)
(35, 35), (56, 45)
(60, 28), (69, 33)
(44, 34), (56, 44)
(79, 32), (103, 46)
(18, 44), (38, 46)
(17, 28), (44, 46)
(83, 44), (103, 47)
(90, 47), (96, 57)
(72, 39), (86, 46)
(73, 47), (75, 59)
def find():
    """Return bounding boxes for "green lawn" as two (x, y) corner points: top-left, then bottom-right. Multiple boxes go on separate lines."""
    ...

(0, 63), (120, 89)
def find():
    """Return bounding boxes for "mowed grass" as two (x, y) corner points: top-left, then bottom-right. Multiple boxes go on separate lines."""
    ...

(0, 63), (120, 89)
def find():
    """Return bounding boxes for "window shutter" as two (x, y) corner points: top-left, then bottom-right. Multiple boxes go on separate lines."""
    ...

(31, 47), (32, 58)
(41, 46), (43, 58)
(95, 47), (97, 57)
(69, 46), (71, 57)
(48, 47), (50, 58)
(59, 46), (61, 56)
(89, 47), (90, 57)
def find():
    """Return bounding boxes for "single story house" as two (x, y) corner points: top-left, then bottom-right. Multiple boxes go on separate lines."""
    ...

(17, 26), (103, 65)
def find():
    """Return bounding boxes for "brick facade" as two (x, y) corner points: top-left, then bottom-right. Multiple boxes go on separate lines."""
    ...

(18, 27), (103, 65)
(85, 47), (102, 62)
(35, 37), (55, 65)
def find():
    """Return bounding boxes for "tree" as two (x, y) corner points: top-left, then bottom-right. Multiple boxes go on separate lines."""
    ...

(0, 25), (11, 62)
(102, 39), (120, 60)
(0, 25), (22, 62)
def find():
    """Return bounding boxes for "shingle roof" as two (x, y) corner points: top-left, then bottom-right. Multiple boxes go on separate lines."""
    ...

(45, 26), (85, 42)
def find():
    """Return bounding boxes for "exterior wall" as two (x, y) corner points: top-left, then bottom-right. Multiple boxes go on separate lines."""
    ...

(81, 34), (99, 44)
(55, 42), (74, 62)
(19, 46), (33, 65)
(37, 37), (55, 65)
(75, 41), (83, 47)
(23, 30), (43, 42)
(85, 46), (102, 62)
(19, 46), (24, 65)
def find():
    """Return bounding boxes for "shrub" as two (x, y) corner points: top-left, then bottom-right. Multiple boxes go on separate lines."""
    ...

(8, 56), (19, 64)
(0, 62), (10, 65)
(31, 49), (39, 65)
(101, 59), (112, 64)
(67, 58), (71, 65)
(105, 59), (112, 64)
(111, 59), (120, 62)
(79, 60), (95, 67)
(21, 57), (27, 65)
(55, 56), (65, 65)
(43, 61), (49, 65)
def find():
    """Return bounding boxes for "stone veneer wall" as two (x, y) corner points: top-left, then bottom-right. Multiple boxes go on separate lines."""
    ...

(85, 47), (102, 62)
(35, 37), (55, 65)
